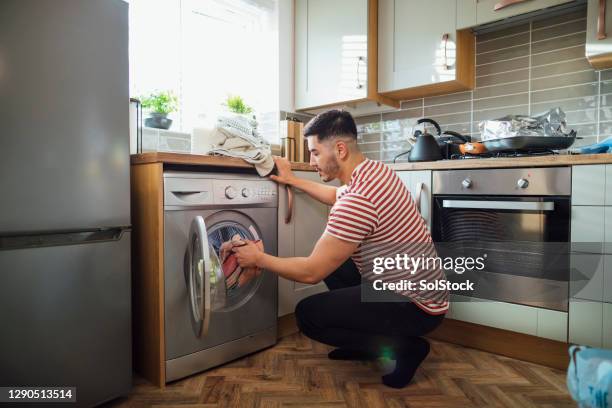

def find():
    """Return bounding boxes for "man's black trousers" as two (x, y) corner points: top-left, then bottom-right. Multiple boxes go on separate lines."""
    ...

(294, 258), (445, 356)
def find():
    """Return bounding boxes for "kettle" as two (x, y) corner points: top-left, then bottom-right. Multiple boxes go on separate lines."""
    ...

(408, 118), (443, 162)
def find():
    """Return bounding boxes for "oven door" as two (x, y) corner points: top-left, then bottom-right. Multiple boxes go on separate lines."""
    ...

(432, 195), (570, 311)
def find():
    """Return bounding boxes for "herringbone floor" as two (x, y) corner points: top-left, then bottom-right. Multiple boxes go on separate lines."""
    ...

(105, 333), (575, 408)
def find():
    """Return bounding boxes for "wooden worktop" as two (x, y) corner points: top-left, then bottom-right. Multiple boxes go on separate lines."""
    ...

(390, 153), (612, 170)
(131, 152), (612, 172)
(130, 152), (315, 171)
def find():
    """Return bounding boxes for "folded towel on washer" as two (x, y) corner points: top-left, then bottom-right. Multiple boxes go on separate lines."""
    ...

(199, 114), (275, 177)
(219, 234), (263, 290)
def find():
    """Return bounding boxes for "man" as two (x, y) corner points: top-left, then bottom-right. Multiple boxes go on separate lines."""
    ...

(233, 109), (448, 388)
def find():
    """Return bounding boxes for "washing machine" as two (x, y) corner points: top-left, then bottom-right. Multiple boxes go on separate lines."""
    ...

(163, 171), (278, 382)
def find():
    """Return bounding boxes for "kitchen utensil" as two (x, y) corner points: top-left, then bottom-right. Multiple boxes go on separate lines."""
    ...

(460, 142), (487, 155)
(482, 131), (577, 152)
(409, 118), (443, 162)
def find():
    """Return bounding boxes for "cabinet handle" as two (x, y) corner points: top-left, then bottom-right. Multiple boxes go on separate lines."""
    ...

(442, 33), (450, 70)
(598, 0), (607, 40)
(494, 0), (530, 11)
(415, 182), (427, 221)
(356, 56), (364, 89)
(284, 185), (294, 224)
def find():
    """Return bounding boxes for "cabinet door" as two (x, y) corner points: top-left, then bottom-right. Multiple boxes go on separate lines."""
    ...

(571, 206), (605, 253)
(586, 0), (612, 69)
(411, 170), (433, 230)
(572, 165), (606, 206)
(277, 171), (331, 316)
(397, 170), (432, 230)
(449, 295), (539, 335)
(569, 299), (603, 347)
(476, 0), (574, 26)
(379, 0), (457, 93)
(295, 0), (368, 110)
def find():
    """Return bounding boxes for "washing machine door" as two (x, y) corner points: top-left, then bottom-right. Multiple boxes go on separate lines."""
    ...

(186, 211), (265, 338)
(187, 215), (225, 337)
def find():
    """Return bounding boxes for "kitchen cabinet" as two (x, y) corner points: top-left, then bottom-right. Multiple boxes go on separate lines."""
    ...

(570, 253), (604, 301)
(572, 165), (606, 205)
(569, 299), (603, 347)
(294, 0), (399, 113)
(396, 170), (433, 230)
(587, 0), (612, 69)
(448, 295), (568, 341)
(568, 163), (611, 346)
(378, 0), (475, 101)
(457, 0), (576, 29)
(278, 171), (332, 316)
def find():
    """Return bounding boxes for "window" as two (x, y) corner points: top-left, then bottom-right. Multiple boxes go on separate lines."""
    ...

(129, 0), (279, 142)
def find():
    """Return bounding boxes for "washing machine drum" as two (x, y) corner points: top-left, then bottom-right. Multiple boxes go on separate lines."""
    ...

(187, 213), (264, 324)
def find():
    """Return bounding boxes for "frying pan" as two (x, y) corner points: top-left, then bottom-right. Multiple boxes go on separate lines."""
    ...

(482, 131), (577, 152)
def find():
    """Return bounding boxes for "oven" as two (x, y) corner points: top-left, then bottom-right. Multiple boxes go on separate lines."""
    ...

(432, 167), (571, 311)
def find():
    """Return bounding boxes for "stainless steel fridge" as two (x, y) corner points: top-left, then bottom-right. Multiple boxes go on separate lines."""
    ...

(0, 1), (132, 406)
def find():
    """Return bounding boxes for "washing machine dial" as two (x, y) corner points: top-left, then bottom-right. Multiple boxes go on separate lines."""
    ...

(224, 186), (237, 199)
(241, 188), (250, 198)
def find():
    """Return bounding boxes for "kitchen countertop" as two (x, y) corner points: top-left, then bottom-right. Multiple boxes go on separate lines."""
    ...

(130, 152), (315, 171)
(390, 153), (612, 170)
(131, 152), (612, 172)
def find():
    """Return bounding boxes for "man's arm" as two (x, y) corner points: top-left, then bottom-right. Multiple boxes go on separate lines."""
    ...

(233, 233), (359, 284)
(269, 156), (337, 206)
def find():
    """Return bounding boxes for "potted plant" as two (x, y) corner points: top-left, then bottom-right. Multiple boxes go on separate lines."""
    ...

(223, 95), (253, 116)
(140, 90), (178, 130)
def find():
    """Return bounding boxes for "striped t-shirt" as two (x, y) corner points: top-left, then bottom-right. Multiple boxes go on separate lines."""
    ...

(324, 158), (449, 315)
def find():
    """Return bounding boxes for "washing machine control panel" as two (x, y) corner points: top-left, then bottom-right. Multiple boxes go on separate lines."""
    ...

(214, 179), (277, 205)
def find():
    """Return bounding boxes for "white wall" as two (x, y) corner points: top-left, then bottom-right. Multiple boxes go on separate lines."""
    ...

(278, 0), (294, 112)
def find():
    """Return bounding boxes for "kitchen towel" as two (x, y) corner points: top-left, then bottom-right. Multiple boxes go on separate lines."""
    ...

(219, 234), (264, 290)
(201, 114), (275, 176)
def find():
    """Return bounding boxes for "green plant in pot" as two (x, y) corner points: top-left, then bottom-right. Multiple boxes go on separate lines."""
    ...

(140, 90), (178, 130)
(224, 95), (253, 116)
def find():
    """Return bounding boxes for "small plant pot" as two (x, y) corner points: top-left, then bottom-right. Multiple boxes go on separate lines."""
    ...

(145, 112), (173, 130)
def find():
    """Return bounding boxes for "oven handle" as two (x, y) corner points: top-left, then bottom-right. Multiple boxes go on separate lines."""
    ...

(442, 200), (555, 211)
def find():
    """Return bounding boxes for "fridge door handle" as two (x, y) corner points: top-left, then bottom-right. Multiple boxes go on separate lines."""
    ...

(0, 227), (130, 251)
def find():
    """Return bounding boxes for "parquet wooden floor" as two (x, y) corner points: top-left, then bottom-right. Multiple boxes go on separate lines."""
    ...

(104, 333), (575, 408)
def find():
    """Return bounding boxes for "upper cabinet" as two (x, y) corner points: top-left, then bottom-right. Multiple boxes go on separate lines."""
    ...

(457, 0), (577, 29)
(378, 0), (475, 100)
(295, 0), (399, 112)
(586, 0), (612, 69)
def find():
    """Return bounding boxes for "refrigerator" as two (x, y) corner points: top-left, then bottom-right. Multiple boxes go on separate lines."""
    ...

(0, 1), (132, 406)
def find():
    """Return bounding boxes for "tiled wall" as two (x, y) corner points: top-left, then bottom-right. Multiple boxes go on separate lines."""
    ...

(356, 6), (612, 163)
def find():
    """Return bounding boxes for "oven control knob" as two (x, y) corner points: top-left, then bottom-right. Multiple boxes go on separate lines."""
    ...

(517, 178), (529, 189)
(241, 188), (250, 197)
(461, 178), (472, 189)
(225, 186), (237, 199)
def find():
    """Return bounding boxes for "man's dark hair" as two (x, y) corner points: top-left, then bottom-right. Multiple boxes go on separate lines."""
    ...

(303, 109), (357, 141)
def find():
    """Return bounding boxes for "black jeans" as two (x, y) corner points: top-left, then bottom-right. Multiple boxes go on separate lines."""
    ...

(294, 258), (445, 354)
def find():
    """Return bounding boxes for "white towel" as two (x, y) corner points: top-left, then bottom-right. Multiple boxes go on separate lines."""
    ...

(201, 114), (274, 176)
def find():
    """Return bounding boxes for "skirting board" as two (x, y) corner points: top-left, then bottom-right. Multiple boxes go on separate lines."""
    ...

(277, 315), (570, 370)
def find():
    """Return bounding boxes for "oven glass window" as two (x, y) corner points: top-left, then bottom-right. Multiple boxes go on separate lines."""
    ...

(433, 196), (570, 282)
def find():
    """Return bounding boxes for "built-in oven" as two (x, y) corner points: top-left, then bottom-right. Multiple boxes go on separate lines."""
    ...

(432, 167), (571, 311)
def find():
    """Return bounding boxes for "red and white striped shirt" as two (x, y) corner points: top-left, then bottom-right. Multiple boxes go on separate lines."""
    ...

(325, 158), (449, 315)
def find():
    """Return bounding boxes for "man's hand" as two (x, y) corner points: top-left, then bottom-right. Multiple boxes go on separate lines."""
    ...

(268, 156), (296, 186)
(232, 240), (264, 268)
